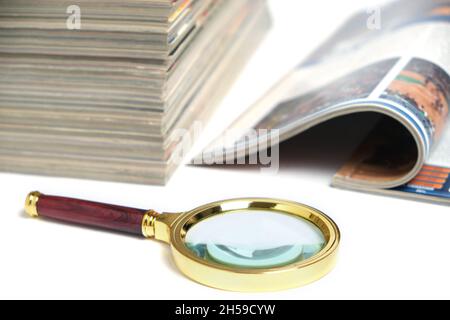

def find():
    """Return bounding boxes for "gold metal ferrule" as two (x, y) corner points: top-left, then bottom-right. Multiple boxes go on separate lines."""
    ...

(25, 191), (41, 218)
(141, 210), (160, 238)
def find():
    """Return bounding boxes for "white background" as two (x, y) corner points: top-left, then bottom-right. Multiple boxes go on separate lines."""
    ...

(2, 0), (450, 300)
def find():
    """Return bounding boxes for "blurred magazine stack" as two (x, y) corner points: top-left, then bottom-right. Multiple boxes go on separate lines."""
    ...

(0, 0), (271, 184)
(203, 0), (450, 204)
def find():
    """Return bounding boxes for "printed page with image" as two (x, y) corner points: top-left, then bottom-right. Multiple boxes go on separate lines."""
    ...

(201, 0), (450, 204)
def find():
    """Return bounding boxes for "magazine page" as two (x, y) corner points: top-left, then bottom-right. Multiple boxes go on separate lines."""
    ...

(391, 123), (450, 203)
(336, 121), (450, 204)
(199, 0), (450, 198)
(333, 57), (450, 189)
(203, 0), (449, 133)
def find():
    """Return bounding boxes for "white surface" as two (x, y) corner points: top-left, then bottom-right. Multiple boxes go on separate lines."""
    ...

(1, 0), (450, 300)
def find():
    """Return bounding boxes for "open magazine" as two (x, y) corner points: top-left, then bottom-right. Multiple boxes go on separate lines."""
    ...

(201, 0), (450, 204)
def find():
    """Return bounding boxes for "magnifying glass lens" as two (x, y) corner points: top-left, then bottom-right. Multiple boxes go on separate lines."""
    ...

(185, 210), (325, 269)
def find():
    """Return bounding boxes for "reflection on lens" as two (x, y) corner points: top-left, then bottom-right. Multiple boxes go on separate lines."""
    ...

(185, 211), (325, 269)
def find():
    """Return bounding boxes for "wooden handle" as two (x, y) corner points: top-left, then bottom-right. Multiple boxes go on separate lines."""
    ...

(25, 192), (147, 236)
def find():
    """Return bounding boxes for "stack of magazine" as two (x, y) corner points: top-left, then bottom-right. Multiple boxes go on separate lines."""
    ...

(202, 0), (450, 204)
(0, 0), (271, 184)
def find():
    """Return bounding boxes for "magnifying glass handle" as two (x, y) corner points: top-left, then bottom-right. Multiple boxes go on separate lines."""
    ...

(25, 191), (157, 236)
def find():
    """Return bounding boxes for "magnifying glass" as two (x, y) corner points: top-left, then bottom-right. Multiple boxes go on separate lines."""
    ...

(25, 191), (340, 292)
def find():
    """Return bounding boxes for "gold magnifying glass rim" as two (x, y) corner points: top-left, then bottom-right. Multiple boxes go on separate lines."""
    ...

(164, 198), (340, 292)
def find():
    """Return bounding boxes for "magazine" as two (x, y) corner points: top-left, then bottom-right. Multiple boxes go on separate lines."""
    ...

(0, 0), (271, 184)
(201, 0), (450, 204)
